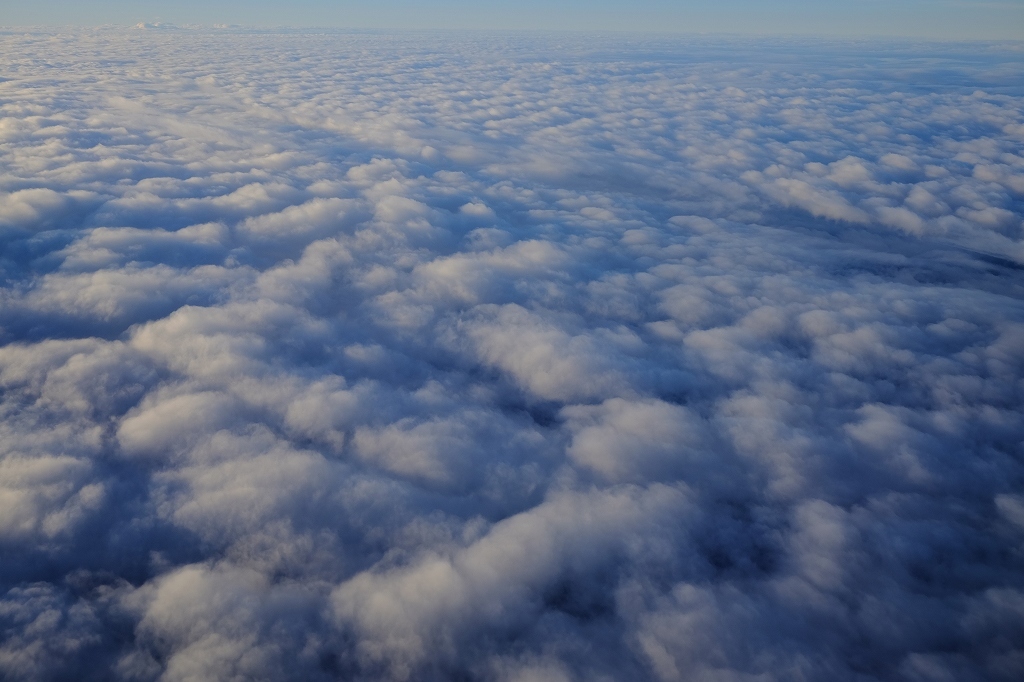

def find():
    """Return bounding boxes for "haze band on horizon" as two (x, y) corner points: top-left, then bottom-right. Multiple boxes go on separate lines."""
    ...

(0, 9), (1022, 682)
(5, 0), (1024, 39)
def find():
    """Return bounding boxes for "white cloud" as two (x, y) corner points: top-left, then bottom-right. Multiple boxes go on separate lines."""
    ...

(0, 28), (1022, 682)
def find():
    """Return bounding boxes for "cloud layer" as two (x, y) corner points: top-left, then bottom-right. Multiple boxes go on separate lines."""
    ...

(1, 28), (1023, 681)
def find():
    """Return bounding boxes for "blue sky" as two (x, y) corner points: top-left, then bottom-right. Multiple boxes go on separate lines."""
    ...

(3, 0), (1024, 39)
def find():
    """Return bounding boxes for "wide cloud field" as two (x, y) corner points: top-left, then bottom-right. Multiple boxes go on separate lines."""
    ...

(1, 27), (1023, 681)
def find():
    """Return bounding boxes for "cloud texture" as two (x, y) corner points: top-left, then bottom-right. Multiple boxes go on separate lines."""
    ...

(1, 28), (1023, 681)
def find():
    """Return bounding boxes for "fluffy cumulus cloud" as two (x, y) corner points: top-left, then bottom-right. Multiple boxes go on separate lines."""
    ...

(0, 27), (1023, 681)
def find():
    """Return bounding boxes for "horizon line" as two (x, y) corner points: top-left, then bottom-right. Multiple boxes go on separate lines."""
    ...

(2, 23), (1024, 44)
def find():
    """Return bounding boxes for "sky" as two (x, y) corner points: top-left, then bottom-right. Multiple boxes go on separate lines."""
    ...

(2, 0), (1024, 39)
(1, 27), (1023, 681)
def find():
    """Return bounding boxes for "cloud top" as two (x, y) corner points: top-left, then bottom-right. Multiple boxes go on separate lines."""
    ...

(0, 28), (1022, 682)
